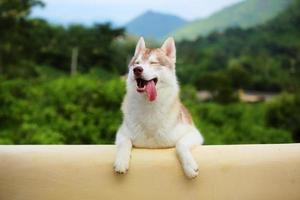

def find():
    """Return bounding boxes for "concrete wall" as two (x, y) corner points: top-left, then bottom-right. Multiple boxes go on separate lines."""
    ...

(0, 144), (299, 200)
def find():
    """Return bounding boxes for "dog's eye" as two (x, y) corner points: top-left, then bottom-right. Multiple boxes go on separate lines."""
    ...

(150, 61), (159, 65)
(135, 61), (140, 65)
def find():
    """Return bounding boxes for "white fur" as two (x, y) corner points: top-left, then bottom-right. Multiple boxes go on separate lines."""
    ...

(114, 37), (204, 178)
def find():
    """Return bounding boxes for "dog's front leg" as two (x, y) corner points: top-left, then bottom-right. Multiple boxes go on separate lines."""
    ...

(114, 125), (132, 174)
(176, 130), (203, 179)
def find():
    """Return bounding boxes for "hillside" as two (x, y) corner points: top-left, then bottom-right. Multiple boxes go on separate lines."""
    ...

(172, 0), (293, 41)
(126, 10), (187, 40)
(176, 0), (300, 92)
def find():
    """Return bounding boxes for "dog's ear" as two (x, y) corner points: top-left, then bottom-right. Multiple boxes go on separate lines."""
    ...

(161, 37), (176, 63)
(134, 37), (146, 57)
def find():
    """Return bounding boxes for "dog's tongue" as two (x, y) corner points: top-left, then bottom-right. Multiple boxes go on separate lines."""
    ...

(145, 80), (157, 102)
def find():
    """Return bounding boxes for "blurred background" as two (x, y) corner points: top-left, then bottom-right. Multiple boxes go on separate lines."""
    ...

(0, 0), (299, 144)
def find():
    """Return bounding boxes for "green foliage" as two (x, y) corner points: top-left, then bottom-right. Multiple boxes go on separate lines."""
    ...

(227, 60), (252, 89)
(197, 72), (238, 103)
(177, 0), (300, 93)
(173, 0), (293, 41)
(185, 102), (292, 144)
(0, 0), (127, 75)
(266, 93), (300, 142)
(15, 20), (125, 73)
(0, 0), (43, 72)
(0, 75), (294, 144)
(0, 0), (297, 145)
(0, 74), (125, 144)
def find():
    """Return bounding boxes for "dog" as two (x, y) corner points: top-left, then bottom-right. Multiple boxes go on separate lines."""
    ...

(114, 37), (204, 178)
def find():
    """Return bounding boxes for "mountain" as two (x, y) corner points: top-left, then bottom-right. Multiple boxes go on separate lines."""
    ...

(176, 0), (300, 91)
(126, 10), (187, 40)
(172, 0), (293, 41)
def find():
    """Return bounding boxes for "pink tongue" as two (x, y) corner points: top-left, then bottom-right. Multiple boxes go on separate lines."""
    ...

(145, 80), (157, 102)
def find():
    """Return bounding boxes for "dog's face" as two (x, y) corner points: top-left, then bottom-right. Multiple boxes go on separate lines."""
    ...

(127, 37), (177, 102)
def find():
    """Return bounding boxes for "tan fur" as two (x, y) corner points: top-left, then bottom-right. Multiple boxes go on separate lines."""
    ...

(155, 49), (173, 68)
(142, 49), (153, 60)
(180, 104), (194, 125)
(129, 48), (173, 68)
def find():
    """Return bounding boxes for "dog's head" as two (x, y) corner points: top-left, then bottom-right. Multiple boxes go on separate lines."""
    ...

(127, 37), (177, 102)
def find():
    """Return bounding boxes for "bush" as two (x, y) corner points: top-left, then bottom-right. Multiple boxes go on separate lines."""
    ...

(0, 76), (294, 144)
(0, 74), (125, 144)
(266, 93), (300, 142)
(182, 95), (293, 144)
(196, 72), (239, 103)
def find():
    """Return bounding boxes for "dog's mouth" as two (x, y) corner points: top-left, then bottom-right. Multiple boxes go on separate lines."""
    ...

(136, 78), (158, 89)
(136, 78), (158, 102)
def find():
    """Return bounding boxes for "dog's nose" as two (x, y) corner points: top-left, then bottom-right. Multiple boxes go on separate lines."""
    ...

(133, 67), (143, 76)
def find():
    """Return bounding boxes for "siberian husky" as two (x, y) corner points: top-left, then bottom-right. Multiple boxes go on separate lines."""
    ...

(114, 37), (204, 178)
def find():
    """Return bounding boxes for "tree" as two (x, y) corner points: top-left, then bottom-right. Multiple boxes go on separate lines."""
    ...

(266, 93), (300, 142)
(227, 59), (251, 89)
(0, 0), (44, 71)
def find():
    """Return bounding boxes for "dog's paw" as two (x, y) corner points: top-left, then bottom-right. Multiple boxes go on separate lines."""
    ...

(183, 160), (199, 179)
(114, 159), (129, 174)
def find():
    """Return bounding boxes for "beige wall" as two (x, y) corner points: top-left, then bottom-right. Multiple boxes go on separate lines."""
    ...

(0, 144), (300, 200)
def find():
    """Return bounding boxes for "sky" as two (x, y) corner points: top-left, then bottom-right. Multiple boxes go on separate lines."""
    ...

(31, 0), (243, 26)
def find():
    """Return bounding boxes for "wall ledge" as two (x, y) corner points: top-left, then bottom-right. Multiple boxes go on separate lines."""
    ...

(0, 144), (300, 200)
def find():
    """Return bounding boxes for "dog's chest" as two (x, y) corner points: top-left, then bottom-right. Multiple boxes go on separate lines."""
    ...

(126, 103), (181, 148)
